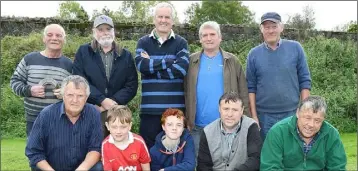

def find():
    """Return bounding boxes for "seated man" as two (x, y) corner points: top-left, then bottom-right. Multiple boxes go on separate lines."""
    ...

(150, 108), (196, 171)
(260, 95), (347, 170)
(25, 75), (103, 171)
(197, 92), (262, 171)
(102, 105), (151, 171)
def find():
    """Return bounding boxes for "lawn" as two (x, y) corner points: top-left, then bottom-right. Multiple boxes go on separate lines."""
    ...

(1, 133), (357, 170)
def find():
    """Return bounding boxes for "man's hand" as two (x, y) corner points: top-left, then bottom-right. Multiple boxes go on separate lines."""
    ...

(101, 98), (117, 111)
(31, 85), (45, 98)
(252, 115), (260, 130)
(141, 51), (150, 59)
(94, 105), (106, 113)
(53, 89), (62, 99)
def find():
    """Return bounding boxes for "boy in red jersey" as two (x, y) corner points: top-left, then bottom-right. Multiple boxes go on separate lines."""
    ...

(102, 105), (151, 171)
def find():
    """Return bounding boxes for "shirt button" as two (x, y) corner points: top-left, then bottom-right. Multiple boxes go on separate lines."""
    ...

(226, 164), (229, 167)
(231, 150), (234, 153)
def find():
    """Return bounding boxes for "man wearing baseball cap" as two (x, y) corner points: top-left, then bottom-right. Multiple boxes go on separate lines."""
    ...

(73, 14), (138, 139)
(246, 12), (312, 140)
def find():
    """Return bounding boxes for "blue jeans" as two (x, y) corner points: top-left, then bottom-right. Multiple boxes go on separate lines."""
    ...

(190, 125), (204, 158)
(258, 109), (296, 141)
(31, 161), (103, 171)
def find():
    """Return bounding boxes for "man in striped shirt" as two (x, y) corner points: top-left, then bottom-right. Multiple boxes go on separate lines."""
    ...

(10, 24), (72, 137)
(135, 2), (189, 148)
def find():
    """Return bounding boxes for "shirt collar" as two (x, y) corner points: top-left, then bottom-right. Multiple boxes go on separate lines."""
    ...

(108, 131), (134, 150)
(149, 29), (175, 39)
(264, 38), (282, 50)
(220, 118), (241, 135)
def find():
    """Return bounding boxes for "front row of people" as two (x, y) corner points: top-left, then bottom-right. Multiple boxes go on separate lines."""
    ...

(26, 75), (347, 171)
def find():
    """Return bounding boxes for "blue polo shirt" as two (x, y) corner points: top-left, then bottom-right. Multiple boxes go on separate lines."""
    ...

(195, 51), (224, 127)
(25, 101), (103, 170)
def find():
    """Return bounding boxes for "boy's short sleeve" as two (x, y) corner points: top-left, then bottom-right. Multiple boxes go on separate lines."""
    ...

(139, 139), (151, 164)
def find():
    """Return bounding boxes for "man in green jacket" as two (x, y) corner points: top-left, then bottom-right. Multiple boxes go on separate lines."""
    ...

(260, 95), (347, 170)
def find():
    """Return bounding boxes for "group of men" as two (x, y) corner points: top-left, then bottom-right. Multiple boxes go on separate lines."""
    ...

(10, 2), (347, 171)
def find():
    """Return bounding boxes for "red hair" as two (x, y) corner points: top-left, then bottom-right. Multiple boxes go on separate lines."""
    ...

(160, 108), (186, 126)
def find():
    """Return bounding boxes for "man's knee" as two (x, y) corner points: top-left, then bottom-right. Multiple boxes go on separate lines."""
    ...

(89, 161), (103, 171)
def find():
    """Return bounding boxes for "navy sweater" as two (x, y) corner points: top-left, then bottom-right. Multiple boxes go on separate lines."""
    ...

(246, 39), (311, 113)
(150, 129), (196, 171)
(135, 34), (189, 115)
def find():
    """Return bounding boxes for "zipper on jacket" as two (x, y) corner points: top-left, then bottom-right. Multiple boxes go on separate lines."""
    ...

(172, 153), (176, 165)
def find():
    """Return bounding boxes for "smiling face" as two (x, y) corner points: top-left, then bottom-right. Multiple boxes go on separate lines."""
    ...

(154, 7), (173, 35)
(43, 25), (65, 51)
(106, 118), (132, 142)
(219, 100), (244, 131)
(93, 24), (115, 47)
(296, 109), (324, 139)
(260, 21), (283, 45)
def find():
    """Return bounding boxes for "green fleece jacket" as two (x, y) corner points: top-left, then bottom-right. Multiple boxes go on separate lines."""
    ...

(260, 115), (347, 171)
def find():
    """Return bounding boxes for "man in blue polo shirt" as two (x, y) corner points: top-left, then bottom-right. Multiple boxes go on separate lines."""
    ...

(25, 75), (103, 171)
(135, 2), (189, 148)
(246, 12), (311, 140)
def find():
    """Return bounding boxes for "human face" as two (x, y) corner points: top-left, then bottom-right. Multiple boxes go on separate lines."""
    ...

(260, 21), (283, 45)
(93, 24), (114, 47)
(219, 100), (244, 131)
(162, 115), (184, 140)
(63, 82), (88, 117)
(106, 119), (132, 142)
(296, 109), (324, 139)
(154, 7), (173, 35)
(43, 26), (65, 51)
(200, 27), (222, 52)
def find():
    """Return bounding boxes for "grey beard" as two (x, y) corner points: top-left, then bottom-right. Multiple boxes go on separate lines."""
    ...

(97, 39), (113, 47)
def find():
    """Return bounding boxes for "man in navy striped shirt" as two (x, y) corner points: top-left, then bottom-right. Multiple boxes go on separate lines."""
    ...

(135, 2), (189, 148)
(25, 75), (103, 171)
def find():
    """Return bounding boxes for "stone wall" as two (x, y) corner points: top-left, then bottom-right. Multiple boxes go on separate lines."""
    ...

(1, 17), (356, 43)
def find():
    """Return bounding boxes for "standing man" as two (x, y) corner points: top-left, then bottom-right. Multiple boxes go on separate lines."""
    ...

(26, 75), (103, 171)
(260, 96), (347, 170)
(73, 15), (138, 138)
(197, 92), (262, 171)
(135, 2), (189, 148)
(246, 12), (311, 140)
(185, 21), (250, 156)
(10, 24), (72, 137)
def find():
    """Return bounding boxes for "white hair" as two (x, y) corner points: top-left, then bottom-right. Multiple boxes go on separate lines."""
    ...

(154, 2), (176, 19)
(43, 24), (66, 38)
(60, 75), (90, 97)
(199, 21), (222, 38)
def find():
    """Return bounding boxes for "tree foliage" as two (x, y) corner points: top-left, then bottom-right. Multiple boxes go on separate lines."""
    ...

(285, 5), (315, 30)
(57, 1), (89, 21)
(90, 1), (180, 24)
(184, 1), (255, 26)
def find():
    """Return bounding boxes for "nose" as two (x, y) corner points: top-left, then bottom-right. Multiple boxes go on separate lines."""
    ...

(307, 119), (314, 127)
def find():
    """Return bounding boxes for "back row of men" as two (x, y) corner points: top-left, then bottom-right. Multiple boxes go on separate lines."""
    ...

(11, 2), (346, 171)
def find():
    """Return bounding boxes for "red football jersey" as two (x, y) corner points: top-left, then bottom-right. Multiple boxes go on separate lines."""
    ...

(102, 132), (151, 171)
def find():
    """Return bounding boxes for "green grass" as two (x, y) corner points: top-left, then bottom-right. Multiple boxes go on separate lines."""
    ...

(1, 133), (357, 170)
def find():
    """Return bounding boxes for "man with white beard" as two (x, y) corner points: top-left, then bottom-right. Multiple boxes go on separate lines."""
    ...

(73, 15), (138, 139)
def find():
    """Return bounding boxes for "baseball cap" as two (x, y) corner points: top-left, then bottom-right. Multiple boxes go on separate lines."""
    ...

(260, 12), (281, 24)
(93, 15), (114, 28)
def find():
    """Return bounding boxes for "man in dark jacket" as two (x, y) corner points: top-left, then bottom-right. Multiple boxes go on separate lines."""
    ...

(73, 15), (138, 138)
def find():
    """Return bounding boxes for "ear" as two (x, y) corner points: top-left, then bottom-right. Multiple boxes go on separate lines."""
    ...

(296, 109), (300, 118)
(162, 124), (165, 131)
(105, 122), (110, 131)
